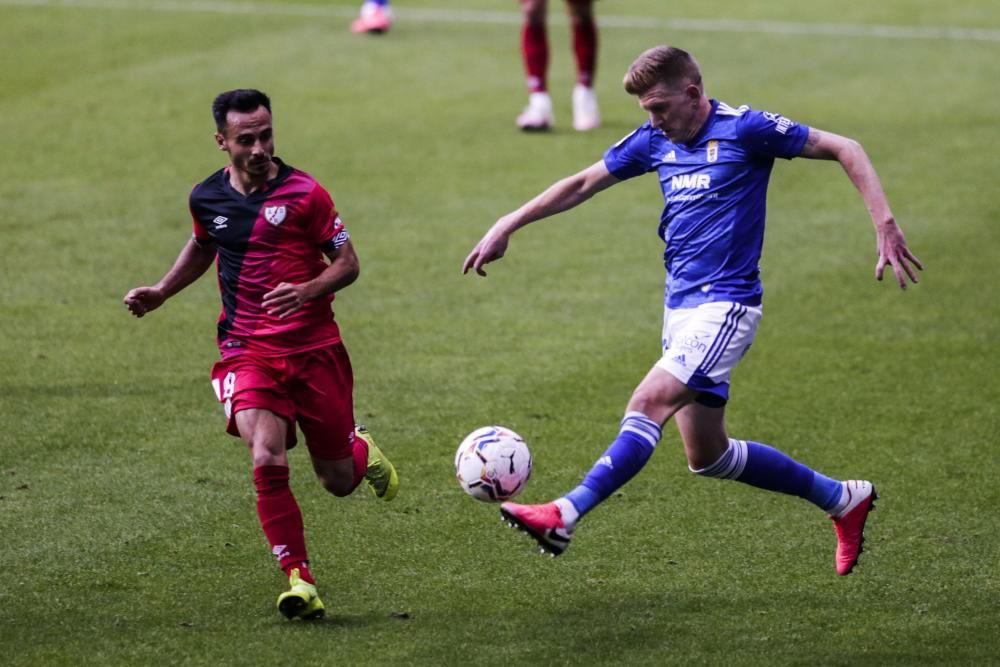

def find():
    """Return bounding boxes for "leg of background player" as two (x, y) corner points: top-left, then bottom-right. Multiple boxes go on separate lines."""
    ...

(517, 0), (554, 130)
(567, 0), (600, 130)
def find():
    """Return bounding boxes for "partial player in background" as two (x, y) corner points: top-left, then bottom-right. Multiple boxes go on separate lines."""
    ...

(517, 0), (600, 132)
(465, 46), (922, 574)
(352, 0), (392, 34)
(124, 89), (399, 619)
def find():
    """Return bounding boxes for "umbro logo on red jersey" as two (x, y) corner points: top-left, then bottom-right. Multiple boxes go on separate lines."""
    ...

(265, 205), (287, 226)
(212, 215), (228, 229)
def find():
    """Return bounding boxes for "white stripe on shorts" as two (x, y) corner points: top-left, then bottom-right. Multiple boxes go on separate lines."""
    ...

(696, 304), (747, 376)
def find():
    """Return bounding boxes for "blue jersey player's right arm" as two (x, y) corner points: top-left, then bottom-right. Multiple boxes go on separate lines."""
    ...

(462, 160), (620, 277)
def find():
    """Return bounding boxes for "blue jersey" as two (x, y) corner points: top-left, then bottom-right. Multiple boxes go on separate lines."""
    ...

(603, 100), (809, 309)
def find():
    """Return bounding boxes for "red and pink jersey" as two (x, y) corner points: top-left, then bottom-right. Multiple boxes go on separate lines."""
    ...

(190, 158), (350, 359)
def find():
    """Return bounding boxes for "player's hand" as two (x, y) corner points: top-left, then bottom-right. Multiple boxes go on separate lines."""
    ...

(462, 224), (511, 277)
(123, 286), (166, 318)
(875, 219), (923, 289)
(263, 282), (312, 318)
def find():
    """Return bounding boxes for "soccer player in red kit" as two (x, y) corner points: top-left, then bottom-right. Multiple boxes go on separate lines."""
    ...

(124, 89), (398, 620)
(517, 0), (600, 132)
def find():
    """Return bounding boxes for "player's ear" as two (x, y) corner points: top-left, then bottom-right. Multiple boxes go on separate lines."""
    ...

(214, 132), (226, 150)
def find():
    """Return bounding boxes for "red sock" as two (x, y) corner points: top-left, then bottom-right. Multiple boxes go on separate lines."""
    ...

(253, 465), (312, 580)
(571, 15), (597, 87)
(522, 21), (549, 92)
(284, 560), (315, 584)
(351, 435), (369, 489)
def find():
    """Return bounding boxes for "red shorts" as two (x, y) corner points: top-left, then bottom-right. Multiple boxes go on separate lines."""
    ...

(210, 343), (356, 460)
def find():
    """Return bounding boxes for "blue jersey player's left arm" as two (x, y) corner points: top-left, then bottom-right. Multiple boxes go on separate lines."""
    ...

(795, 126), (922, 288)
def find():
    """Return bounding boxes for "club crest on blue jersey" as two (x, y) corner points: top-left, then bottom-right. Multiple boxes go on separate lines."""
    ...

(265, 205), (287, 226)
(707, 140), (719, 163)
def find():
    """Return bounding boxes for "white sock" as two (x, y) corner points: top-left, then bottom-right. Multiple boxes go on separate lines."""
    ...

(554, 497), (579, 529)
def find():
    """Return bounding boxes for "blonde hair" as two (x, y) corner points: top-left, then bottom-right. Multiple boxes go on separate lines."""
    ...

(623, 46), (703, 96)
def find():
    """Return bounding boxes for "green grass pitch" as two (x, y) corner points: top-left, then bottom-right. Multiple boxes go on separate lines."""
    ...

(2, 1), (999, 664)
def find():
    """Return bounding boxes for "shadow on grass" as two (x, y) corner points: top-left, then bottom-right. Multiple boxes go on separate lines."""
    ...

(282, 611), (393, 630)
(404, 587), (996, 665)
(1, 380), (198, 399)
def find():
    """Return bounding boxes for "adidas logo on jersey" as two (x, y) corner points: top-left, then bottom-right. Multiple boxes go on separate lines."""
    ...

(663, 150), (677, 162)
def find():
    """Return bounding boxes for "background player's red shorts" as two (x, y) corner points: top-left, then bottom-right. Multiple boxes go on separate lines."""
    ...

(210, 343), (356, 460)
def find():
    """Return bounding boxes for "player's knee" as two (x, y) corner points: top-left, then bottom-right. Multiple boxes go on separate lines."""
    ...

(628, 389), (681, 424)
(567, 1), (593, 22)
(521, 0), (545, 23)
(249, 443), (286, 468)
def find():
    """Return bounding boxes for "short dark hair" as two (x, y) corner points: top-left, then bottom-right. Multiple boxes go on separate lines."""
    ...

(212, 89), (271, 131)
(623, 46), (702, 96)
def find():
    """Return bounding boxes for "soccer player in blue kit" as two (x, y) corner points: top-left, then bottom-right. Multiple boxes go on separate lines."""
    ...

(462, 45), (923, 575)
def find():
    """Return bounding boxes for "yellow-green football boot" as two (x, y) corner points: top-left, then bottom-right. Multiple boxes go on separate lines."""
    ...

(355, 424), (399, 501)
(276, 568), (325, 620)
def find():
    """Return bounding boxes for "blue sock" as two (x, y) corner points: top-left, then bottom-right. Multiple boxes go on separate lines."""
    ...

(563, 412), (662, 518)
(692, 439), (843, 511)
(366, 0), (389, 6)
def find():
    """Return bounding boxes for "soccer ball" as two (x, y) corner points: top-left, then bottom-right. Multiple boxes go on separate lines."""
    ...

(455, 426), (532, 502)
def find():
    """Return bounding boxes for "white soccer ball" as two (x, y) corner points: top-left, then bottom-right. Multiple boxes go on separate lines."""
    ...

(455, 426), (532, 502)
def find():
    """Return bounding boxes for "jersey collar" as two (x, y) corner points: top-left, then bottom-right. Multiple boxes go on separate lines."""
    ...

(223, 157), (292, 198)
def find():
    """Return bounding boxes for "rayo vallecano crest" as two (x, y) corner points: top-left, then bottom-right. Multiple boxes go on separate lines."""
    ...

(264, 205), (287, 226)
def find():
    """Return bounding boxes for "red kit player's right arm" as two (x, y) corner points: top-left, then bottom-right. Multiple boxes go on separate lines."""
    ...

(124, 238), (217, 318)
(261, 238), (360, 320)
